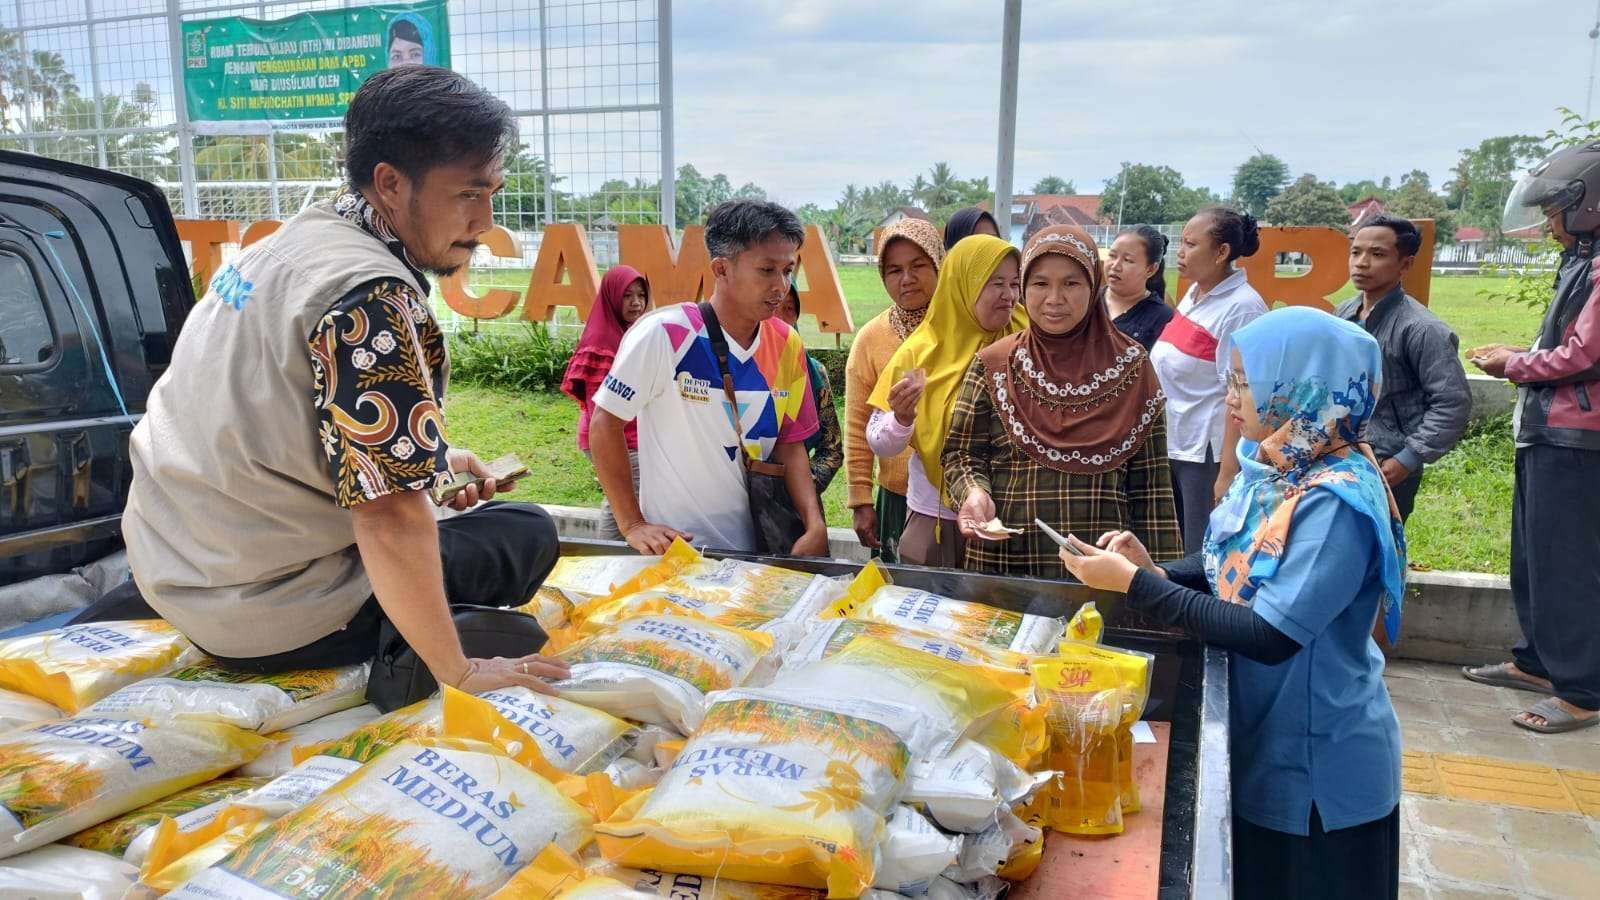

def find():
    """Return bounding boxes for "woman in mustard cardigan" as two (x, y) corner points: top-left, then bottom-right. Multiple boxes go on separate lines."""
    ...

(843, 218), (944, 561)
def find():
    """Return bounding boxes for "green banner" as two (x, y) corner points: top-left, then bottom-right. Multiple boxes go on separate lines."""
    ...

(182, 1), (450, 124)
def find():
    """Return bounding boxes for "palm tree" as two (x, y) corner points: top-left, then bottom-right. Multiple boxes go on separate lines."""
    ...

(1031, 175), (1074, 195)
(28, 50), (77, 117)
(914, 162), (963, 213)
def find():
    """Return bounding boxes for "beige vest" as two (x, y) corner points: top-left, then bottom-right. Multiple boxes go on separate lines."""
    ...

(123, 203), (432, 657)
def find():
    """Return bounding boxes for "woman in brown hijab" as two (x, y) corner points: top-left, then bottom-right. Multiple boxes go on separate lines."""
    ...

(943, 225), (1183, 578)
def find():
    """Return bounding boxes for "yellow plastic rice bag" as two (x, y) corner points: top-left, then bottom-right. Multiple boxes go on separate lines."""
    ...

(0, 687), (63, 733)
(290, 695), (443, 767)
(0, 843), (140, 899)
(236, 703), (383, 778)
(84, 661), (369, 733)
(604, 539), (833, 619)
(167, 688), (600, 900)
(448, 686), (638, 774)
(0, 620), (202, 713)
(1025, 644), (1150, 836)
(544, 553), (664, 599)
(788, 619), (1032, 671)
(595, 687), (944, 898)
(493, 843), (873, 899)
(553, 614), (777, 732)
(0, 715), (266, 859)
(517, 585), (585, 632)
(771, 635), (1033, 759)
(902, 739), (1050, 834)
(65, 774), (269, 865)
(827, 564), (1065, 655)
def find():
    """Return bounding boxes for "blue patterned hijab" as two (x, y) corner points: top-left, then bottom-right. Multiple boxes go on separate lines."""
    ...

(1202, 306), (1408, 642)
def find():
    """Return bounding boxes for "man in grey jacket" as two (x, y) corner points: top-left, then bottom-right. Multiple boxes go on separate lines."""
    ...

(1335, 215), (1471, 520)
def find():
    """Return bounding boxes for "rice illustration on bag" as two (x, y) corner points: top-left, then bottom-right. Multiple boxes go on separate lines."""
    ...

(0, 688), (63, 734)
(167, 715), (598, 900)
(826, 564), (1064, 655)
(0, 715), (266, 859)
(85, 661), (369, 733)
(236, 704), (383, 778)
(456, 686), (638, 774)
(553, 615), (776, 732)
(65, 775), (269, 865)
(0, 621), (202, 713)
(596, 688), (945, 897)
(597, 540), (832, 619)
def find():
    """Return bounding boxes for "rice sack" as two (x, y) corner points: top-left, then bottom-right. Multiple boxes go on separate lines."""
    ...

(0, 715), (265, 859)
(451, 687), (637, 774)
(827, 564), (1064, 655)
(770, 636), (1032, 759)
(940, 807), (1041, 884)
(565, 589), (796, 650)
(235, 704), (382, 778)
(0, 687), (63, 733)
(544, 553), (663, 599)
(596, 687), (945, 898)
(517, 585), (585, 633)
(607, 540), (834, 620)
(873, 805), (961, 895)
(553, 614), (776, 732)
(166, 735), (596, 900)
(788, 619), (1031, 671)
(65, 775), (268, 864)
(0, 843), (140, 900)
(903, 739), (1050, 834)
(85, 661), (369, 733)
(0, 620), (202, 713)
(490, 844), (905, 899)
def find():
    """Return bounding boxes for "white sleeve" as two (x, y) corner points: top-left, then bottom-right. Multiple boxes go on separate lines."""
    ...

(593, 320), (667, 423)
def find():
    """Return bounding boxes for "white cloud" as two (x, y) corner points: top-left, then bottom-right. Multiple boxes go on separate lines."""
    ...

(673, 0), (1587, 207)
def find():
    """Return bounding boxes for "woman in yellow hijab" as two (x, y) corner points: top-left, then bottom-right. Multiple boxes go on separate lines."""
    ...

(866, 234), (1025, 567)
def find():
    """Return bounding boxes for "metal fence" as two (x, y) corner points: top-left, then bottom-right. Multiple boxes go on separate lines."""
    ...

(0, 0), (673, 284)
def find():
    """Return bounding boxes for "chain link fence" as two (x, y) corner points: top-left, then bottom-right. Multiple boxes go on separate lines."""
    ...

(1, 0), (672, 332)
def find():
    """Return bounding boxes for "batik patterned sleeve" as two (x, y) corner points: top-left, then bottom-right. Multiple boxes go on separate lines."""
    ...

(809, 364), (844, 493)
(308, 278), (451, 508)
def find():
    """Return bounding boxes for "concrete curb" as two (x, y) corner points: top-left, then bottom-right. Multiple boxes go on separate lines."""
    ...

(542, 504), (1516, 666)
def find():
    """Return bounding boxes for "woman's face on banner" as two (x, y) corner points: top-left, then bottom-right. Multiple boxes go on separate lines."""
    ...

(389, 36), (424, 68)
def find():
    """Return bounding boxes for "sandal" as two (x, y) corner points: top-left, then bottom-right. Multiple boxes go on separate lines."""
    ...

(1513, 697), (1600, 734)
(1461, 662), (1551, 694)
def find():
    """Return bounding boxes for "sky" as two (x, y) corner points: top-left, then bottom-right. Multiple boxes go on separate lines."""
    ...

(671, 0), (1593, 207)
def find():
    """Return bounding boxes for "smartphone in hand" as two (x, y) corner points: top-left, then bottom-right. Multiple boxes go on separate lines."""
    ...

(1035, 519), (1084, 557)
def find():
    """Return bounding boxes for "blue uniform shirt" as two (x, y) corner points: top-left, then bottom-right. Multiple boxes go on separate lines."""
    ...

(1228, 491), (1403, 835)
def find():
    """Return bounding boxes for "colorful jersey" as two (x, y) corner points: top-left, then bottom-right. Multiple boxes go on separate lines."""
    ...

(595, 303), (818, 551)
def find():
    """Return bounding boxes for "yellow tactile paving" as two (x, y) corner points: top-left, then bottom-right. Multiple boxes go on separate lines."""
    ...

(1402, 751), (1600, 816)
(1401, 749), (1443, 796)
(1560, 768), (1600, 817)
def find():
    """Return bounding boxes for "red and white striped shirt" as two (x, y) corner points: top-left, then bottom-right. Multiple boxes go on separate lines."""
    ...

(1149, 269), (1267, 462)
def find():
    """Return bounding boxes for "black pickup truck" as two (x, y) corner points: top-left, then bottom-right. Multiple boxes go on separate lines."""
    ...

(0, 150), (194, 584)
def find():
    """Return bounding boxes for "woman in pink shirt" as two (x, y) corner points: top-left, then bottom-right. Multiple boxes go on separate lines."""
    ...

(561, 265), (650, 539)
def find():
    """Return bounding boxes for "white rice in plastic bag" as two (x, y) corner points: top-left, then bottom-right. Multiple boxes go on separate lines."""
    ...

(0, 687), (62, 733)
(904, 739), (1052, 833)
(873, 805), (962, 895)
(469, 686), (638, 774)
(925, 875), (1007, 900)
(0, 715), (266, 859)
(0, 620), (202, 713)
(235, 703), (383, 778)
(553, 614), (777, 732)
(602, 756), (660, 790)
(832, 584), (1065, 655)
(0, 843), (139, 900)
(167, 738), (595, 899)
(64, 774), (268, 865)
(85, 661), (369, 733)
(942, 807), (1041, 884)
(545, 553), (663, 597)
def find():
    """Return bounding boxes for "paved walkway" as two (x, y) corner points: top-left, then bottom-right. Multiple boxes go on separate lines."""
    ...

(1388, 659), (1600, 899)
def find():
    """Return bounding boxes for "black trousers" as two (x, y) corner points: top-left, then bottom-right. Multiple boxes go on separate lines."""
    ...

(1510, 445), (1600, 710)
(72, 502), (560, 673)
(1389, 468), (1422, 523)
(1233, 805), (1400, 900)
(1170, 447), (1218, 554)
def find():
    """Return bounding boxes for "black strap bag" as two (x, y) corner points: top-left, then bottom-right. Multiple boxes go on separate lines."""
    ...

(697, 301), (807, 555)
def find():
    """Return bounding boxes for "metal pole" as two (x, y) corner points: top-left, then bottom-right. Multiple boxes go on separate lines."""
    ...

(266, 131), (281, 218)
(166, 0), (200, 216)
(85, 0), (108, 169)
(658, 0), (676, 232)
(1588, 0), (1600, 120)
(1116, 162), (1128, 228)
(14, 0), (34, 152)
(993, 0), (1021, 242)
(537, 0), (556, 228)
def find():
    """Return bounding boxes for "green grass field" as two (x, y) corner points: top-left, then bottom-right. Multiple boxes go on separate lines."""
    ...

(443, 265), (1535, 574)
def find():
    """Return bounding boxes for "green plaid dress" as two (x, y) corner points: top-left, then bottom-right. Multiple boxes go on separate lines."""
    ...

(942, 357), (1183, 578)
